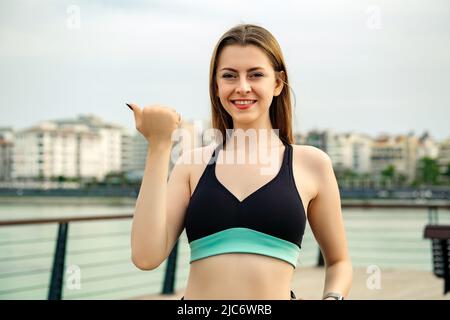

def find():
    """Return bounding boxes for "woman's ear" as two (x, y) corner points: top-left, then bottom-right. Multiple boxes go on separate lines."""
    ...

(273, 71), (286, 97)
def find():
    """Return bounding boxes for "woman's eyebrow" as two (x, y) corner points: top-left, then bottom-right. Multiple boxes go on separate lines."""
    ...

(219, 67), (265, 72)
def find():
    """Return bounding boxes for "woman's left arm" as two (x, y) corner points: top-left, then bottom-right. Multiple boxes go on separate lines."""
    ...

(306, 148), (353, 299)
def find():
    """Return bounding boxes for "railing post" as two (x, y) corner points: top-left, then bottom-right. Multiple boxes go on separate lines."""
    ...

(162, 239), (179, 295)
(441, 239), (450, 295)
(428, 206), (438, 224)
(48, 222), (69, 300)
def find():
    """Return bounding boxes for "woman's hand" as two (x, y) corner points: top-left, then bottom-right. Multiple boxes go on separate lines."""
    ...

(127, 103), (182, 145)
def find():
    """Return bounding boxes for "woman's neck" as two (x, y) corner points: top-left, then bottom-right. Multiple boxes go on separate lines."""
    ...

(224, 128), (284, 152)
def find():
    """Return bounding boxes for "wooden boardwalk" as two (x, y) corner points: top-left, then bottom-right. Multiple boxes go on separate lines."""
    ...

(131, 267), (450, 300)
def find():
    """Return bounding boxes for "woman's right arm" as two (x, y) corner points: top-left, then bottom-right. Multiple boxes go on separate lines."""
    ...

(131, 140), (173, 270)
(127, 103), (188, 270)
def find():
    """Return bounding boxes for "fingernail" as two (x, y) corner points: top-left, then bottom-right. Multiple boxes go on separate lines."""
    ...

(126, 103), (132, 110)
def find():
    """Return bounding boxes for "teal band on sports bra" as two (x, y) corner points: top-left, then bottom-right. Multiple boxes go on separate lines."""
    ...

(189, 227), (301, 268)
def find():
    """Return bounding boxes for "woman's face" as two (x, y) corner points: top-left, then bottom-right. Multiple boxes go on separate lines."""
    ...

(215, 44), (284, 127)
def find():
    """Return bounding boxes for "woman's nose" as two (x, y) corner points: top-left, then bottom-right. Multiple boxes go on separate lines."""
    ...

(236, 78), (251, 94)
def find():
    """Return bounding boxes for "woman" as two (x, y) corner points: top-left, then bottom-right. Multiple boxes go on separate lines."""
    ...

(128, 24), (352, 300)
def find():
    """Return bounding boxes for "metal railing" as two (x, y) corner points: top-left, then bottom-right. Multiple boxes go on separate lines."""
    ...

(0, 214), (132, 300)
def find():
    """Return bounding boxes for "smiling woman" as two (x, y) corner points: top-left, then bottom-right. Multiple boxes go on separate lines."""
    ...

(209, 27), (292, 149)
(129, 23), (352, 301)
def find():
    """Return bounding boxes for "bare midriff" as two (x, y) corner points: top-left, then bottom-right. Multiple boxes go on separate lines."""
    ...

(183, 252), (295, 300)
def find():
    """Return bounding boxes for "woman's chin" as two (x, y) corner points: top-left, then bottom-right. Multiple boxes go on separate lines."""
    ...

(224, 107), (264, 125)
(231, 113), (259, 125)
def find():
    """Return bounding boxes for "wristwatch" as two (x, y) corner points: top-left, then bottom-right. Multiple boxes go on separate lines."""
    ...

(322, 292), (344, 300)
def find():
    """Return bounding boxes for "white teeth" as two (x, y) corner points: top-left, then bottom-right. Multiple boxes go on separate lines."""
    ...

(233, 100), (256, 105)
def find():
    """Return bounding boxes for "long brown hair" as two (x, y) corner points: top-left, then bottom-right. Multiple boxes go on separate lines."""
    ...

(209, 24), (295, 148)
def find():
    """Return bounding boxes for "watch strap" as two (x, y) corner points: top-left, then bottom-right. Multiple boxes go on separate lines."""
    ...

(322, 292), (344, 300)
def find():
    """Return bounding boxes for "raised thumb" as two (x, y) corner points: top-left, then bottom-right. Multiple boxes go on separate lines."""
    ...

(126, 103), (141, 116)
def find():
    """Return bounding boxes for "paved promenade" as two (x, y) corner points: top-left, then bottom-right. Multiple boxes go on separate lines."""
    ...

(132, 266), (450, 300)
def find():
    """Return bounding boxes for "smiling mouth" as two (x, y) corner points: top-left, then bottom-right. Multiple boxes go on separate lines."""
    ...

(230, 100), (257, 109)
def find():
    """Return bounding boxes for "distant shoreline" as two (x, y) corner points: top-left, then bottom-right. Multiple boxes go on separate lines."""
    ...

(0, 195), (136, 205)
(0, 195), (448, 208)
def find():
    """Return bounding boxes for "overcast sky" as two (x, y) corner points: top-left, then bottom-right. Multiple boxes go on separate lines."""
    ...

(0, 0), (449, 142)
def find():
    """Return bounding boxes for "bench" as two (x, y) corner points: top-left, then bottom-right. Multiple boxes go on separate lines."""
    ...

(423, 224), (450, 295)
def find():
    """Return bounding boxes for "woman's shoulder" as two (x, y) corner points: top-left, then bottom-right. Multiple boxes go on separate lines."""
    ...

(290, 144), (332, 199)
(193, 143), (218, 158)
(290, 143), (332, 170)
(176, 143), (217, 168)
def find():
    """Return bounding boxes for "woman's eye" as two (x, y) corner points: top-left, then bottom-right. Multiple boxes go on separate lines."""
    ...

(221, 73), (263, 79)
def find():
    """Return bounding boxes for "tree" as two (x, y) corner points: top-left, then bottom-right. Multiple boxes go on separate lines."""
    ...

(443, 163), (450, 185)
(104, 171), (128, 185)
(37, 172), (45, 182)
(417, 157), (440, 186)
(397, 174), (408, 187)
(381, 165), (395, 188)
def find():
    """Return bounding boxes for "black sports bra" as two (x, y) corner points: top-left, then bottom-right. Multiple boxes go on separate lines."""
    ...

(184, 140), (307, 268)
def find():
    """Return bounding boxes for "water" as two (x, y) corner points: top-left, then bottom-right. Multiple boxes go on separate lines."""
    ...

(0, 197), (449, 299)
